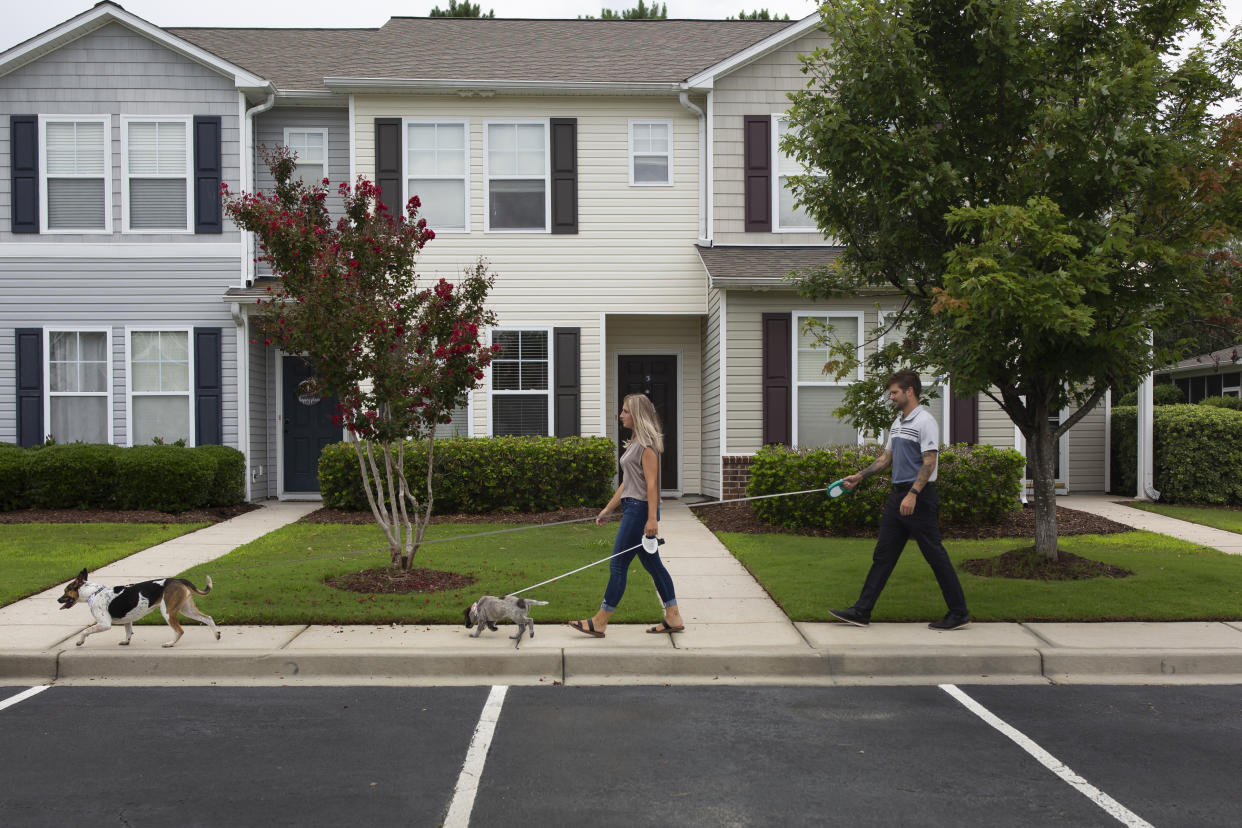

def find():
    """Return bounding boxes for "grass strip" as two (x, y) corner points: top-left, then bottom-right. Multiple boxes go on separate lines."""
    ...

(1125, 502), (1242, 536)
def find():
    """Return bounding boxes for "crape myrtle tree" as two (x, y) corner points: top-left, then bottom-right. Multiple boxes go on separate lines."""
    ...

(783, 0), (1242, 560)
(223, 148), (499, 570)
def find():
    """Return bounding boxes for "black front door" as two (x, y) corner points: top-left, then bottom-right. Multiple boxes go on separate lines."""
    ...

(617, 355), (677, 489)
(282, 356), (341, 493)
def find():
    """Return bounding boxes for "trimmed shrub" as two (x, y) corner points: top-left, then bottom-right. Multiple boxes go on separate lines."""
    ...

(1116, 383), (1184, 407)
(26, 444), (123, 509)
(1110, 404), (1242, 504)
(193, 445), (246, 506)
(319, 436), (617, 513)
(1199, 395), (1242, 410)
(0, 448), (28, 511)
(113, 445), (214, 513)
(748, 442), (1025, 531)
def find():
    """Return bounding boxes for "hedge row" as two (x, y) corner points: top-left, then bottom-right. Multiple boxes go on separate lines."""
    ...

(1111, 404), (1242, 504)
(0, 444), (246, 513)
(1116, 383), (1184, 407)
(748, 442), (1026, 531)
(319, 436), (617, 513)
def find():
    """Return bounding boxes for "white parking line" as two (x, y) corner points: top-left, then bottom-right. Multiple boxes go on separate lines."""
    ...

(940, 684), (1153, 828)
(0, 685), (50, 712)
(443, 685), (508, 828)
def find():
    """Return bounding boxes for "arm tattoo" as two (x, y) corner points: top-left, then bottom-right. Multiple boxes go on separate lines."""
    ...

(912, 450), (937, 491)
(859, 451), (892, 480)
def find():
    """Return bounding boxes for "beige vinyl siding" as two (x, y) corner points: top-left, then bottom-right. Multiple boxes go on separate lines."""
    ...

(606, 314), (704, 494)
(711, 31), (832, 245)
(701, 289), (722, 497)
(354, 95), (706, 315)
(978, 392), (1016, 449)
(1067, 401), (1107, 493)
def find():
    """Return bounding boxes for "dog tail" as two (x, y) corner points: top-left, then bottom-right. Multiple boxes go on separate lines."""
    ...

(525, 599), (549, 606)
(177, 576), (212, 595)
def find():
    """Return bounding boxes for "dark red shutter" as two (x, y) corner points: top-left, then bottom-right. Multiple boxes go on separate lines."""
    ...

(949, 389), (979, 445)
(553, 327), (580, 436)
(10, 116), (39, 234)
(374, 118), (403, 217)
(16, 328), (43, 447)
(744, 115), (771, 232)
(550, 118), (578, 234)
(194, 328), (223, 446)
(762, 313), (791, 445)
(193, 116), (223, 234)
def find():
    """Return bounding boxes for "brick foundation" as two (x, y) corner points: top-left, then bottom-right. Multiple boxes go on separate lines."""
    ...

(721, 455), (754, 501)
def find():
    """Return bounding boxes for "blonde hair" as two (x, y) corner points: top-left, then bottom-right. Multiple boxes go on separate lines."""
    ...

(623, 393), (664, 454)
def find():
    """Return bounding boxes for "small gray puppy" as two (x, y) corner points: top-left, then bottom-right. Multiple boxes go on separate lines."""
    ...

(464, 595), (549, 648)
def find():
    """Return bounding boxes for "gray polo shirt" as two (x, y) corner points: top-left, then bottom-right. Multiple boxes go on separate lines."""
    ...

(885, 405), (939, 484)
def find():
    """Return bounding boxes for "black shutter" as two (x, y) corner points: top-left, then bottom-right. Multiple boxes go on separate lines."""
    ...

(194, 327), (223, 446)
(553, 327), (580, 437)
(949, 388), (979, 445)
(10, 116), (39, 234)
(550, 118), (578, 234)
(375, 118), (403, 217)
(761, 313), (791, 446)
(15, 328), (43, 448)
(744, 115), (771, 233)
(193, 116), (223, 234)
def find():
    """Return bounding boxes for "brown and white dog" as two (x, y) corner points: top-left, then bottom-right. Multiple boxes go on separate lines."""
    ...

(57, 568), (220, 648)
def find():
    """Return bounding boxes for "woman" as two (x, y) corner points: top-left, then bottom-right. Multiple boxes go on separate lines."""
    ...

(570, 393), (684, 637)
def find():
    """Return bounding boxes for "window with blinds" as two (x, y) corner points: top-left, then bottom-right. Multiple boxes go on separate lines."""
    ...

(629, 120), (673, 186)
(486, 122), (548, 231)
(773, 115), (817, 232)
(43, 118), (109, 232)
(490, 329), (550, 436)
(129, 330), (191, 445)
(407, 120), (468, 232)
(125, 119), (190, 232)
(48, 330), (110, 444)
(285, 129), (327, 188)
(793, 313), (863, 447)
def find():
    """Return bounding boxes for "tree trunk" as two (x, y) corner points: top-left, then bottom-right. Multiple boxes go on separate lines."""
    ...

(1027, 415), (1060, 562)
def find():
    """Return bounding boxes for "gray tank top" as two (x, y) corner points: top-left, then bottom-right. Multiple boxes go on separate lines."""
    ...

(619, 439), (657, 501)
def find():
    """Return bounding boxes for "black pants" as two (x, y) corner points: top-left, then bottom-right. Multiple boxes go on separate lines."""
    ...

(854, 484), (968, 616)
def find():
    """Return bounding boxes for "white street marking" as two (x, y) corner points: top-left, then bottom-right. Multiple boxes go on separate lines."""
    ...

(443, 685), (508, 828)
(0, 685), (50, 712)
(940, 684), (1153, 828)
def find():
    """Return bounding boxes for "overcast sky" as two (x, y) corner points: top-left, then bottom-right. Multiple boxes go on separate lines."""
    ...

(3, 0), (1241, 63)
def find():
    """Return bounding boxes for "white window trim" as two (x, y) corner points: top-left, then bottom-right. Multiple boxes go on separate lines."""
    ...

(877, 309), (950, 443)
(124, 326), (196, 447)
(791, 310), (865, 447)
(43, 327), (114, 445)
(38, 114), (112, 235)
(121, 115), (193, 235)
(485, 325), (555, 436)
(483, 119), (551, 234)
(283, 126), (330, 187)
(771, 113), (818, 233)
(402, 118), (470, 233)
(628, 118), (674, 187)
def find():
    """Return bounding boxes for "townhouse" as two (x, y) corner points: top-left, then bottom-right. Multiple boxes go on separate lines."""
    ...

(0, 3), (1112, 502)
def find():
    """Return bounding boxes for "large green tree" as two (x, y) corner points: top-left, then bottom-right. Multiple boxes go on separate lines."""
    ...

(429, 1), (494, 17)
(784, 0), (1242, 560)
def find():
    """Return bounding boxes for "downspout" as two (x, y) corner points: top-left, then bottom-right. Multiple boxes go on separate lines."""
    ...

(678, 90), (707, 243)
(231, 301), (251, 502)
(244, 86), (277, 287)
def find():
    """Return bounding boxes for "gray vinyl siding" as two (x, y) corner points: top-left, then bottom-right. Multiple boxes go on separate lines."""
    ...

(247, 334), (273, 498)
(254, 107), (349, 217)
(0, 257), (239, 447)
(701, 288), (722, 497)
(0, 22), (242, 244)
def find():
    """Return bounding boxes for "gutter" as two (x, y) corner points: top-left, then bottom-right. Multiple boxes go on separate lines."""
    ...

(323, 77), (684, 96)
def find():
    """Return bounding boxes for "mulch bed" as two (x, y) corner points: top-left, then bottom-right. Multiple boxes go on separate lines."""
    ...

(961, 546), (1134, 580)
(324, 567), (476, 594)
(0, 503), (260, 525)
(691, 501), (1132, 540)
(302, 506), (600, 525)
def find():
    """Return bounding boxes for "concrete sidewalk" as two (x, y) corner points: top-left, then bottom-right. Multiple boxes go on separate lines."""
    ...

(1060, 494), (1242, 555)
(2, 498), (1241, 687)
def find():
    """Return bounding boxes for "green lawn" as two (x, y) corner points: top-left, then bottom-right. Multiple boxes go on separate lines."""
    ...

(0, 523), (208, 607)
(1125, 502), (1242, 535)
(150, 521), (668, 625)
(717, 531), (1242, 622)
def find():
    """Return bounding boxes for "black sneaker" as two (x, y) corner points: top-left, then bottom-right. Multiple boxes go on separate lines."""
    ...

(929, 612), (971, 631)
(828, 607), (870, 627)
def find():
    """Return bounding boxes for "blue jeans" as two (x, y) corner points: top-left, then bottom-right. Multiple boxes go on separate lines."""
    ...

(601, 498), (677, 612)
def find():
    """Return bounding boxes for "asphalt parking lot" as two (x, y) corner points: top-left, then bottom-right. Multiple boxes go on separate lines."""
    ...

(1, 683), (1238, 827)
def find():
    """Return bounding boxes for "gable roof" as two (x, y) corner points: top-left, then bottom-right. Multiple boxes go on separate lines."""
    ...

(169, 18), (795, 92)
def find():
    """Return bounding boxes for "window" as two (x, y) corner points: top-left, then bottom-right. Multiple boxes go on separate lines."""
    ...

(46, 329), (111, 444)
(438, 397), (471, 438)
(490, 329), (551, 436)
(123, 117), (191, 232)
(792, 312), (863, 447)
(877, 310), (948, 442)
(485, 121), (549, 231)
(41, 116), (110, 232)
(405, 120), (469, 232)
(128, 330), (192, 446)
(772, 115), (817, 232)
(284, 128), (328, 187)
(629, 119), (673, 185)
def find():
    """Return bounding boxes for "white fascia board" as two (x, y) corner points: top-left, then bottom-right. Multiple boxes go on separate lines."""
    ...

(275, 90), (350, 107)
(323, 77), (683, 96)
(0, 2), (269, 90)
(683, 13), (822, 89)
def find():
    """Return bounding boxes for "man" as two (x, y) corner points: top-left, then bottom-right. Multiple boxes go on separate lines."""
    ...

(829, 369), (971, 630)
